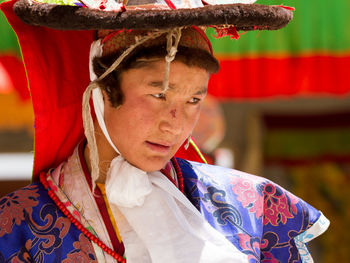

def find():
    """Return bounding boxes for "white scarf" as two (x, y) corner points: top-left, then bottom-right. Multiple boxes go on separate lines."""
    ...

(90, 41), (248, 262)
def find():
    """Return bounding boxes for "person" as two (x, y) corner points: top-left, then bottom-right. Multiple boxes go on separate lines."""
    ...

(0, 0), (329, 262)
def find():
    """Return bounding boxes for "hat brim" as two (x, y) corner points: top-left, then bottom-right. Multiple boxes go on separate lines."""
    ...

(13, 0), (293, 31)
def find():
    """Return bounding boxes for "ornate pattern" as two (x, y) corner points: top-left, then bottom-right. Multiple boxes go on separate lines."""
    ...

(203, 186), (242, 227)
(0, 157), (328, 262)
(237, 233), (260, 262)
(0, 185), (39, 237)
(178, 159), (329, 263)
(232, 177), (264, 219)
(63, 233), (98, 263)
(263, 182), (298, 226)
(0, 183), (93, 262)
(33, 0), (84, 7)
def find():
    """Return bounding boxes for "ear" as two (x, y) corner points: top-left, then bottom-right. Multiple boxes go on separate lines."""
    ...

(100, 88), (108, 103)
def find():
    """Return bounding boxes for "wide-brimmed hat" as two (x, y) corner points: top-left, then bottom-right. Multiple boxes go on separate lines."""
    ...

(13, 0), (293, 32)
(1, 0), (294, 181)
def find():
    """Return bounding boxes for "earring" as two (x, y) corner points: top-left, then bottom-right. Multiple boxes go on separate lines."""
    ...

(184, 136), (191, 150)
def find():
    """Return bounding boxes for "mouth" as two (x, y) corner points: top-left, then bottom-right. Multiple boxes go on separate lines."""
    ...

(145, 141), (172, 154)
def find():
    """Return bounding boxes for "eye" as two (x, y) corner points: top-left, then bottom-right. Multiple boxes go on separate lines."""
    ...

(152, 93), (166, 100)
(188, 97), (201, 105)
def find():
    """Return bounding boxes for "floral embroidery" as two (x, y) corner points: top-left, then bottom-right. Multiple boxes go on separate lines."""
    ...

(237, 233), (260, 262)
(0, 185), (40, 237)
(63, 233), (97, 263)
(263, 183), (298, 226)
(232, 178), (264, 219)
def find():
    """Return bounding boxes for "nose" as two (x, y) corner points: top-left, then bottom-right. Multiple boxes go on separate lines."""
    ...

(159, 104), (185, 136)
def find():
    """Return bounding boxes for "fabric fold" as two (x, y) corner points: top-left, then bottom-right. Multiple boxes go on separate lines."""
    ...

(106, 160), (248, 262)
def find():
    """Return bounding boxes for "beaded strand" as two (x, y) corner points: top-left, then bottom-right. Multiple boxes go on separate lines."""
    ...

(40, 172), (126, 263)
(39, 158), (184, 263)
(171, 157), (185, 194)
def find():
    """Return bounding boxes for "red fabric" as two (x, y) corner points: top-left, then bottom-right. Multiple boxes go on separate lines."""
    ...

(208, 56), (350, 99)
(78, 142), (125, 255)
(212, 26), (239, 40)
(1, 0), (204, 181)
(1, 0), (93, 180)
(0, 54), (28, 100)
(175, 139), (207, 164)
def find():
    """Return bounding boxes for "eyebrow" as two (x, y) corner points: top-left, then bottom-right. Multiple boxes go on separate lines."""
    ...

(149, 81), (208, 95)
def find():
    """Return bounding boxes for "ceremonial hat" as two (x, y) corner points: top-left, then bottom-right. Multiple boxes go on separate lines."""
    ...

(0, 0), (294, 180)
(13, 0), (293, 33)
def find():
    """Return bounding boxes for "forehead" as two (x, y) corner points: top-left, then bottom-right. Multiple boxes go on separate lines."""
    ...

(120, 59), (209, 93)
(127, 58), (209, 75)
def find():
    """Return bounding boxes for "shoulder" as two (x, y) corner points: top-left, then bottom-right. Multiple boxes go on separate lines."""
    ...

(0, 179), (95, 262)
(0, 182), (46, 221)
(0, 181), (55, 219)
(0, 181), (75, 260)
(0, 182), (49, 232)
(178, 158), (272, 197)
(178, 159), (329, 262)
(179, 158), (327, 227)
(0, 182), (45, 256)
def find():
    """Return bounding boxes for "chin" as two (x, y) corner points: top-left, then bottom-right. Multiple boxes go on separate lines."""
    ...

(134, 157), (170, 172)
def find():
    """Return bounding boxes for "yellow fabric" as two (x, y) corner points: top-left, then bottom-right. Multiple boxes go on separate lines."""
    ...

(96, 183), (123, 243)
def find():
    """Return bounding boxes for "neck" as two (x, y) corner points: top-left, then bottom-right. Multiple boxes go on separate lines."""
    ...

(84, 121), (118, 183)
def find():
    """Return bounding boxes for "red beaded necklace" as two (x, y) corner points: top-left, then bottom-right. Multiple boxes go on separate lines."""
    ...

(40, 157), (184, 263)
(162, 158), (185, 193)
(40, 172), (126, 262)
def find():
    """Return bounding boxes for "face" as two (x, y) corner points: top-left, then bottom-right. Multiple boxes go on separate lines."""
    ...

(103, 59), (210, 172)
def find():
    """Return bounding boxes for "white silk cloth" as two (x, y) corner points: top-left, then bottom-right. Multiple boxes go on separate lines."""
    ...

(105, 157), (248, 263)
(89, 42), (248, 262)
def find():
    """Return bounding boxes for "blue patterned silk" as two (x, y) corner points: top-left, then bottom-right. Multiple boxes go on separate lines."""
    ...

(0, 159), (328, 262)
(0, 183), (97, 262)
(179, 159), (328, 263)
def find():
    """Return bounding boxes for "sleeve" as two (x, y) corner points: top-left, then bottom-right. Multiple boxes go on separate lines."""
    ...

(260, 181), (329, 263)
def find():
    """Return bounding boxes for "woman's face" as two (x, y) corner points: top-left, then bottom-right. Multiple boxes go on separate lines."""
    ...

(103, 59), (209, 171)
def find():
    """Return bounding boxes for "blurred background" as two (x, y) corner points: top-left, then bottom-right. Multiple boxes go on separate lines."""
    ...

(1, 0), (350, 261)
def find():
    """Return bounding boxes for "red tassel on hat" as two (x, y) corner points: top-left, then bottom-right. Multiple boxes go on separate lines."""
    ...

(277, 5), (295, 11)
(212, 26), (239, 40)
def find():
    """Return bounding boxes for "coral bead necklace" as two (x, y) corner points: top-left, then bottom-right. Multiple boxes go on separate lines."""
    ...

(40, 171), (126, 262)
(40, 157), (184, 263)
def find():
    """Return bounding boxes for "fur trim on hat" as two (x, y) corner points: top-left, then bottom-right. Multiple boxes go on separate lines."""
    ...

(13, 0), (293, 31)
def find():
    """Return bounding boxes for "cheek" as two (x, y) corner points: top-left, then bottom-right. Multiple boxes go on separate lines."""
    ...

(105, 99), (158, 138)
(126, 99), (160, 128)
(187, 106), (202, 128)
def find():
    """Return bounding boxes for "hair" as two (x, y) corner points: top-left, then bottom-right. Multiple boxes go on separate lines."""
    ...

(92, 45), (220, 107)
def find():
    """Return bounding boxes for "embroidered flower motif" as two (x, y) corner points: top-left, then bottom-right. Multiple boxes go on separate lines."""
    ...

(237, 233), (260, 262)
(63, 233), (97, 263)
(232, 177), (264, 219)
(263, 183), (298, 226)
(0, 185), (39, 237)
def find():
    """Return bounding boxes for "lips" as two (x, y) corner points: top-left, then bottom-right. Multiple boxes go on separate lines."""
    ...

(145, 141), (172, 154)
